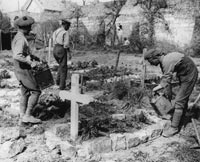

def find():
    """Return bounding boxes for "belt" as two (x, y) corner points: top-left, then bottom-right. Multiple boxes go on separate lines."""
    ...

(55, 43), (63, 46)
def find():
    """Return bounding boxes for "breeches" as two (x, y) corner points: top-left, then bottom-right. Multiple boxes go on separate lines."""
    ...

(53, 45), (68, 89)
(175, 72), (198, 110)
(20, 84), (41, 115)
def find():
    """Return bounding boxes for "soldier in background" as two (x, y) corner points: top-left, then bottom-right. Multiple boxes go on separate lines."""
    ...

(117, 23), (123, 45)
(52, 19), (72, 90)
(12, 16), (42, 124)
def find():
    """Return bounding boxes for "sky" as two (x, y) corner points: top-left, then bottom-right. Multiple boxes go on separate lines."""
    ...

(0, 0), (111, 12)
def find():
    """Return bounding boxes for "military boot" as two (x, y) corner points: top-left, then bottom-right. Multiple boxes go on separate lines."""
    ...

(162, 126), (179, 137)
(22, 115), (42, 124)
(162, 108), (183, 138)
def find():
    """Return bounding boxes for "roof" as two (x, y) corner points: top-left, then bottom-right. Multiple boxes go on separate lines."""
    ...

(22, 0), (67, 12)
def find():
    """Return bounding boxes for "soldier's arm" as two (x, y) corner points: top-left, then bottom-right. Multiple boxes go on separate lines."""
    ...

(13, 39), (32, 65)
(160, 63), (175, 88)
(63, 31), (71, 59)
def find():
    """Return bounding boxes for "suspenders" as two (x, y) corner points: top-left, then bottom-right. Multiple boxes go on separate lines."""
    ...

(54, 29), (65, 45)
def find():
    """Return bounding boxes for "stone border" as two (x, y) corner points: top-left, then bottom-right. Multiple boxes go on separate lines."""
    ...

(77, 114), (168, 158)
(0, 112), (168, 160)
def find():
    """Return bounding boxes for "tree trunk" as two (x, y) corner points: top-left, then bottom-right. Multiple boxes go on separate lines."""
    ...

(111, 9), (121, 47)
(75, 17), (79, 49)
(148, 15), (155, 47)
(111, 24), (117, 47)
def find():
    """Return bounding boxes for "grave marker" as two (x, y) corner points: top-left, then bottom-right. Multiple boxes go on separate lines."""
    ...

(59, 73), (94, 140)
(0, 30), (2, 51)
(48, 37), (52, 65)
(141, 48), (147, 88)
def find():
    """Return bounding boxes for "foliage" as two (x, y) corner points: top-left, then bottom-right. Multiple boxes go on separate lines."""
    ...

(104, 0), (127, 47)
(0, 69), (11, 80)
(62, 3), (84, 49)
(68, 59), (98, 70)
(0, 11), (11, 33)
(32, 19), (59, 47)
(191, 16), (200, 56)
(79, 102), (147, 141)
(32, 93), (70, 121)
(133, 0), (169, 48)
(128, 22), (144, 53)
(111, 80), (129, 100)
(171, 143), (200, 162)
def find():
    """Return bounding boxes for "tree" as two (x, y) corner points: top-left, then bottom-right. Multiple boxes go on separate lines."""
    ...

(104, 0), (127, 47)
(0, 11), (11, 33)
(71, 5), (84, 48)
(82, 0), (86, 6)
(62, 2), (84, 48)
(133, 0), (168, 47)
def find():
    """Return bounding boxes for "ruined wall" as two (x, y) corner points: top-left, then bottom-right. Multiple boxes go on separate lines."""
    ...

(155, 0), (198, 49)
(117, 0), (199, 51)
(69, 16), (107, 46)
(40, 11), (61, 22)
(155, 14), (195, 49)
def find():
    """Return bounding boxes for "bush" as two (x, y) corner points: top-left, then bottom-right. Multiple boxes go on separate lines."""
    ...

(191, 16), (200, 56)
(32, 20), (59, 46)
(0, 11), (11, 33)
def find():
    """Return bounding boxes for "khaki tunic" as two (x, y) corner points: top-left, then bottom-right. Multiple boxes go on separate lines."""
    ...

(12, 31), (39, 90)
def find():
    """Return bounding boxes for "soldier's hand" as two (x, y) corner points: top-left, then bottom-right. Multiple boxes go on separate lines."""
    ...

(163, 85), (172, 101)
(31, 61), (40, 68)
(153, 84), (163, 92)
(26, 55), (32, 64)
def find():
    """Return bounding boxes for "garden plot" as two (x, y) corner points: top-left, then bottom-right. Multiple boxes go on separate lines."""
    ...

(1, 51), (200, 162)
(54, 61), (165, 143)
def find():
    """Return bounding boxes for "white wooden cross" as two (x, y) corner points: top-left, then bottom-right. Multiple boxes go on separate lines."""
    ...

(59, 73), (94, 141)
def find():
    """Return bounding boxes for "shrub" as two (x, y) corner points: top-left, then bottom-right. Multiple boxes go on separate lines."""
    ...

(0, 11), (11, 33)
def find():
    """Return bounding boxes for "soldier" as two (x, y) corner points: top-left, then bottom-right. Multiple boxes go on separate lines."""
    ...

(12, 16), (42, 124)
(52, 19), (72, 90)
(117, 23), (123, 45)
(144, 48), (198, 137)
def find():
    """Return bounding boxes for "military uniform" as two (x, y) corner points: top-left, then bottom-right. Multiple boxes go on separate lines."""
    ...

(52, 20), (70, 90)
(145, 49), (198, 137)
(12, 16), (41, 124)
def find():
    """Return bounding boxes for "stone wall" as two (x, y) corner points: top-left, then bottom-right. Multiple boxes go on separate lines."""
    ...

(116, 0), (199, 50)
(155, 14), (195, 49)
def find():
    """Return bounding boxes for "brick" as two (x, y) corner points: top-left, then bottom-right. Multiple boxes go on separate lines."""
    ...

(112, 114), (126, 120)
(125, 130), (148, 149)
(60, 142), (76, 160)
(145, 123), (164, 140)
(127, 137), (140, 148)
(110, 134), (126, 151)
(85, 137), (112, 154)
(54, 123), (70, 141)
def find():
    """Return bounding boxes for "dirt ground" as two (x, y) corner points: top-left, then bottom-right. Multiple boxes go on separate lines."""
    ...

(1, 49), (200, 162)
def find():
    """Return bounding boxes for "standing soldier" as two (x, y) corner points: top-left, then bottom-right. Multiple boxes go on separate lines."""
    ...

(117, 23), (123, 45)
(52, 19), (72, 90)
(144, 48), (198, 137)
(12, 16), (42, 124)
